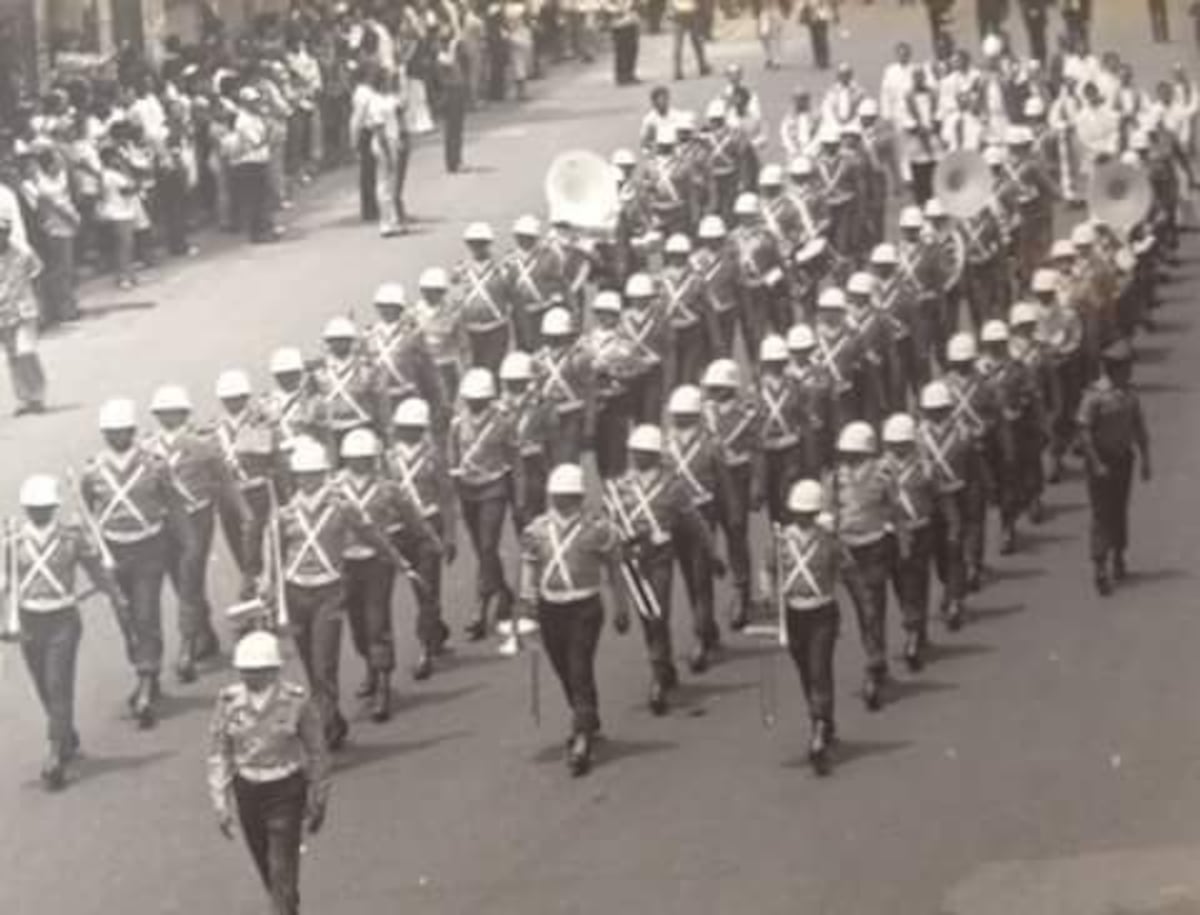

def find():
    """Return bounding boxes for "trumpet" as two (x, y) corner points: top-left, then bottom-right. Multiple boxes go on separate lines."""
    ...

(602, 482), (664, 622)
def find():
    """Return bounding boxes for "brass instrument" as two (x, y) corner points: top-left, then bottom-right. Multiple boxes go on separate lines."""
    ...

(933, 150), (992, 219)
(1088, 161), (1153, 235)
(545, 150), (620, 232)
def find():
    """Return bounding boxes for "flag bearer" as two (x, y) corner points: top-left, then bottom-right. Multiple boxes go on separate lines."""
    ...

(516, 463), (630, 777)
(7, 474), (127, 789)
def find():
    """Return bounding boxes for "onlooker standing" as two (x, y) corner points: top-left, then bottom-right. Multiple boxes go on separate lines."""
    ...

(0, 213), (48, 415)
(231, 88), (277, 244)
(799, 0), (838, 71)
(610, 0), (642, 86)
(670, 0), (711, 81)
(350, 65), (380, 223)
(1148, 0), (1169, 43)
(0, 164), (31, 252)
(29, 144), (81, 324)
(438, 25), (472, 173)
(97, 146), (139, 290)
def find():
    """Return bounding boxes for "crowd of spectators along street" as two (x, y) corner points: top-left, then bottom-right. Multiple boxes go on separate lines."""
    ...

(0, 0), (610, 328)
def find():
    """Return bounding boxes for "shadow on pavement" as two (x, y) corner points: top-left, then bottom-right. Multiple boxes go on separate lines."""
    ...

(670, 678), (758, 716)
(157, 691), (219, 719)
(1120, 566), (1190, 588)
(334, 730), (471, 774)
(530, 736), (678, 765)
(81, 300), (157, 319)
(1136, 380), (1192, 395)
(508, 104), (632, 127)
(398, 681), (485, 713)
(886, 678), (958, 704)
(69, 748), (177, 786)
(987, 564), (1046, 584)
(967, 602), (1027, 624)
(782, 738), (912, 771)
(925, 640), (993, 665)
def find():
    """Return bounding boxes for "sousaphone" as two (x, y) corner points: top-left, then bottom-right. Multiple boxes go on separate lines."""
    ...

(1088, 161), (1153, 234)
(544, 149), (620, 231)
(933, 150), (992, 219)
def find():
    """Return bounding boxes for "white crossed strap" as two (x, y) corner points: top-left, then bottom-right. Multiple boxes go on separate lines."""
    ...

(651, 159), (684, 207)
(709, 132), (738, 172)
(625, 474), (669, 544)
(541, 516), (584, 593)
(371, 327), (416, 392)
(464, 262), (507, 325)
(950, 380), (985, 433)
(324, 361), (371, 425)
(95, 459), (153, 533)
(664, 272), (700, 326)
(340, 477), (380, 515)
(816, 333), (850, 390)
(920, 424), (960, 485)
(541, 348), (582, 409)
(285, 500), (339, 581)
(394, 443), (434, 516)
(894, 461), (923, 521)
(457, 412), (500, 478)
(707, 402), (756, 461)
(18, 530), (70, 604)
(668, 432), (710, 501)
(276, 390), (307, 441)
(782, 531), (822, 595)
(153, 436), (208, 511)
(761, 380), (797, 442)
(216, 419), (251, 483)
(623, 309), (662, 364)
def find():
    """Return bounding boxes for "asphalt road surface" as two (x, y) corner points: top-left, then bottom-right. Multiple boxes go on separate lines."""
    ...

(5, 4), (1200, 915)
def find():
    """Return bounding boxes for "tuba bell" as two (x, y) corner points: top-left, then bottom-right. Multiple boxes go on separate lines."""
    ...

(544, 150), (620, 232)
(1088, 160), (1153, 234)
(933, 150), (992, 220)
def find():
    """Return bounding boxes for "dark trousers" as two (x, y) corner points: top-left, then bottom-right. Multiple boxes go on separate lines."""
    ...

(612, 24), (640, 84)
(467, 325), (510, 377)
(932, 489), (967, 604)
(1149, 0), (1169, 41)
(764, 445), (803, 524)
(672, 12), (708, 78)
(594, 391), (632, 480)
(911, 161), (936, 205)
(785, 601), (839, 721)
(39, 234), (78, 324)
(345, 556), (397, 672)
(627, 366), (664, 425)
(553, 410), (586, 466)
(963, 462), (989, 582)
(109, 533), (168, 675)
(842, 536), (895, 675)
(233, 162), (272, 242)
(513, 457), (549, 535)
(1086, 451), (1134, 564)
(459, 491), (511, 601)
(233, 771), (307, 915)
(710, 307), (741, 360)
(165, 504), (215, 646)
(808, 21), (831, 69)
(537, 596), (604, 735)
(892, 525), (932, 632)
(357, 129), (378, 222)
(637, 547), (676, 683)
(443, 84), (468, 172)
(20, 607), (81, 751)
(680, 506), (717, 646)
(157, 167), (191, 256)
(394, 516), (445, 650)
(713, 463), (752, 608)
(1052, 355), (1083, 460)
(672, 323), (709, 388)
(219, 483), (270, 579)
(285, 582), (346, 741)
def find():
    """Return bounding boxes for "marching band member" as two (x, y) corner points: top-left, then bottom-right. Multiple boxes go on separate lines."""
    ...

(661, 234), (710, 387)
(920, 201), (968, 364)
(731, 191), (788, 357)
(412, 267), (467, 406)
(516, 463), (629, 777)
(498, 350), (559, 533)
(449, 367), (520, 640)
(1031, 266), (1084, 483)
(1008, 302), (1055, 525)
(273, 437), (406, 749)
(976, 321), (1031, 556)
(585, 290), (640, 480)
(702, 101), (750, 221)
(389, 398), (456, 680)
(870, 243), (928, 402)
(813, 287), (872, 434)
(621, 271), (674, 424)
(535, 307), (596, 466)
(146, 384), (250, 683)
(767, 479), (842, 776)
(613, 147), (651, 279)
(641, 124), (698, 238)
(701, 359), (762, 637)
(611, 425), (719, 715)
(6, 474), (128, 789)
(693, 215), (743, 360)
(505, 215), (567, 353)
(845, 271), (892, 426)
(311, 317), (388, 454)
(826, 421), (902, 712)
(454, 222), (513, 376)
(81, 398), (194, 728)
(758, 335), (813, 524)
(786, 323), (835, 474)
(262, 347), (330, 453)
(364, 282), (447, 434)
(880, 413), (937, 672)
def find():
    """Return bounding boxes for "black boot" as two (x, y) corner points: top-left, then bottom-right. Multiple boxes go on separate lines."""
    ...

(903, 630), (924, 672)
(862, 670), (884, 712)
(1029, 497), (1046, 525)
(943, 599), (965, 632)
(648, 678), (669, 716)
(567, 733), (592, 777)
(41, 745), (66, 791)
(729, 588), (751, 632)
(1095, 562), (1112, 596)
(175, 638), (197, 684)
(133, 676), (156, 729)
(412, 650), (434, 681)
(687, 643), (709, 674)
(355, 669), (377, 698)
(433, 620), (451, 656)
(371, 674), (392, 723)
(193, 624), (220, 662)
(465, 597), (490, 641)
(1112, 552), (1128, 582)
(808, 719), (832, 777)
(1000, 524), (1017, 556)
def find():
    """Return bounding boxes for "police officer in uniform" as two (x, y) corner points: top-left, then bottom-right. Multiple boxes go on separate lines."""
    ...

(207, 631), (331, 915)
(610, 425), (719, 715)
(389, 398), (457, 680)
(516, 464), (629, 776)
(1076, 341), (1151, 595)
(146, 384), (250, 683)
(6, 474), (128, 789)
(767, 479), (841, 775)
(81, 398), (193, 728)
(449, 368), (521, 639)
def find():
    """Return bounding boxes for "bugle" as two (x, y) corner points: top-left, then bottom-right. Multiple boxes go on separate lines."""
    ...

(602, 482), (664, 622)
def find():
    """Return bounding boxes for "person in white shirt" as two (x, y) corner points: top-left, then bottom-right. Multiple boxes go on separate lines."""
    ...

(780, 88), (821, 161)
(1170, 64), (1199, 157)
(937, 50), (981, 121)
(822, 64), (865, 126)
(365, 69), (409, 237)
(640, 86), (682, 150)
(940, 92), (987, 152)
(349, 66), (380, 222)
(0, 180), (30, 252)
(1074, 82), (1121, 177)
(879, 43), (915, 126)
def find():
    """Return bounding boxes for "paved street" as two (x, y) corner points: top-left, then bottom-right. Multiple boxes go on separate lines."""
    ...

(4, 3), (1200, 914)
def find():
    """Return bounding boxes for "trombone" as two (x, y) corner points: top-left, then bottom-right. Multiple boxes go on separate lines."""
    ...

(602, 481), (664, 622)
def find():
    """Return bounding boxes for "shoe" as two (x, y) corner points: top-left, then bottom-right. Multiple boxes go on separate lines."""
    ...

(355, 670), (377, 698)
(371, 676), (392, 723)
(434, 620), (451, 655)
(903, 631), (924, 672)
(808, 720), (832, 777)
(687, 644), (709, 674)
(133, 678), (156, 730)
(567, 733), (592, 777)
(1112, 553), (1128, 582)
(63, 731), (80, 762)
(648, 681), (668, 716)
(412, 652), (433, 681)
(1000, 527), (1016, 556)
(1047, 461), (1064, 484)
(862, 674), (883, 712)
(1095, 569), (1112, 597)
(175, 640), (197, 684)
(1029, 499), (1046, 525)
(663, 664), (679, 690)
(327, 719), (349, 752)
(729, 598), (749, 632)
(966, 570), (982, 594)
(193, 628), (220, 661)
(944, 602), (965, 632)
(41, 750), (66, 791)
(464, 617), (488, 641)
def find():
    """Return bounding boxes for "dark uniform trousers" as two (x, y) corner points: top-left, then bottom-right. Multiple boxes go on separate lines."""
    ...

(358, 129), (378, 221)
(892, 525), (932, 633)
(285, 581), (346, 741)
(513, 456), (549, 537)
(740, 289), (775, 366)
(713, 464), (753, 612)
(537, 596), (604, 736)
(984, 430), (1018, 529)
(627, 366), (665, 426)
(594, 390), (632, 480)
(673, 324), (709, 388)
(220, 483), (271, 578)
(709, 308), (741, 361)
(1086, 450), (1134, 564)
(1052, 355), (1083, 463)
(467, 325), (509, 378)
(344, 556), (397, 673)
(841, 536), (895, 675)
(166, 504), (216, 648)
(393, 516), (446, 651)
(109, 533), (168, 674)
(785, 602), (839, 722)
(233, 770), (307, 915)
(459, 481), (512, 605)
(680, 507), (718, 647)
(962, 451), (989, 583)
(637, 545), (676, 684)
(764, 446), (804, 525)
(1014, 412), (1045, 512)
(20, 607), (82, 752)
(553, 410), (587, 466)
(932, 490), (968, 605)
